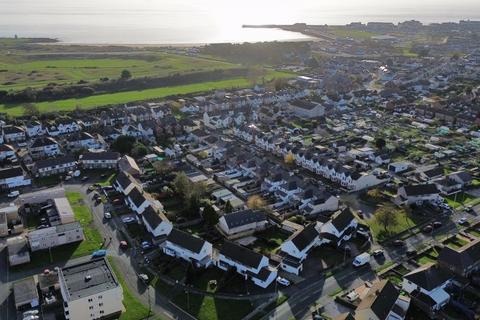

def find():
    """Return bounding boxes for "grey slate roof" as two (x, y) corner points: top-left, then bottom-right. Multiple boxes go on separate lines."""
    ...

(222, 210), (266, 229)
(220, 241), (264, 269)
(167, 228), (205, 254)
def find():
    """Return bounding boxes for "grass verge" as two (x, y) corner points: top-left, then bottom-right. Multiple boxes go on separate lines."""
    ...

(107, 256), (151, 320)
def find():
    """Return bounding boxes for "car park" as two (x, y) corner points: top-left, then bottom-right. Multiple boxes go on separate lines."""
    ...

(276, 277), (291, 286)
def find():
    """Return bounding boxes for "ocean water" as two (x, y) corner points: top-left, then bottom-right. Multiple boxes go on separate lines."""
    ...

(1, 0), (480, 44)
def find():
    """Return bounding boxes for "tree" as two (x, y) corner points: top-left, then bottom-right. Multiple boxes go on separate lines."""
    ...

(367, 188), (383, 201)
(23, 103), (39, 117)
(375, 137), (386, 150)
(247, 195), (266, 210)
(172, 172), (190, 199)
(111, 135), (136, 154)
(224, 200), (233, 213)
(203, 204), (219, 226)
(284, 152), (295, 165)
(131, 142), (148, 158)
(120, 69), (132, 80)
(374, 204), (398, 232)
(153, 160), (173, 176)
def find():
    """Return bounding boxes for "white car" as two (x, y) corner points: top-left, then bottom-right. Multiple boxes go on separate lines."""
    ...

(104, 212), (112, 219)
(23, 310), (39, 317)
(7, 190), (20, 198)
(457, 217), (468, 225)
(122, 216), (136, 224)
(138, 274), (149, 282)
(276, 277), (291, 286)
(353, 253), (371, 267)
(23, 316), (39, 320)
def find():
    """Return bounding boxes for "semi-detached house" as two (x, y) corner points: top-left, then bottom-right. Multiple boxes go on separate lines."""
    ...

(162, 228), (213, 267)
(217, 241), (277, 288)
(141, 205), (172, 238)
(217, 210), (268, 239)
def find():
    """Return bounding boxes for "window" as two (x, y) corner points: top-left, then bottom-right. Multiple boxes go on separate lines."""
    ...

(89, 306), (93, 310)
(100, 310), (105, 314)
(98, 295), (103, 299)
(99, 303), (103, 307)
(88, 298), (93, 302)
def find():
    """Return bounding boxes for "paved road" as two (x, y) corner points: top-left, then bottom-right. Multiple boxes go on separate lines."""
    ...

(65, 183), (195, 320)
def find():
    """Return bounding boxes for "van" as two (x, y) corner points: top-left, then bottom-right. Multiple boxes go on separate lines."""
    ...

(352, 253), (371, 267)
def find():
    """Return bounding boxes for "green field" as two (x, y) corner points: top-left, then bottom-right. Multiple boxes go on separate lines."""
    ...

(366, 206), (418, 242)
(0, 53), (238, 90)
(0, 70), (291, 116)
(445, 193), (480, 209)
(327, 27), (377, 39)
(65, 191), (104, 256)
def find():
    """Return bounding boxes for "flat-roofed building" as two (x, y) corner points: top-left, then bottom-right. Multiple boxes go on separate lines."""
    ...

(7, 235), (31, 266)
(28, 222), (84, 252)
(53, 197), (75, 224)
(13, 277), (39, 310)
(58, 258), (123, 320)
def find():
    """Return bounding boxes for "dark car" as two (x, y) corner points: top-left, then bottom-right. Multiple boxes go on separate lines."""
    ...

(433, 221), (443, 228)
(406, 250), (416, 257)
(81, 176), (89, 182)
(393, 240), (405, 247)
(422, 225), (433, 233)
(372, 249), (384, 257)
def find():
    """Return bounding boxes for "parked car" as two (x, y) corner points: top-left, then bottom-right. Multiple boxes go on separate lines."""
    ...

(458, 217), (468, 225)
(422, 225), (433, 233)
(7, 190), (20, 198)
(122, 216), (136, 224)
(138, 274), (149, 283)
(276, 277), (291, 286)
(141, 241), (153, 250)
(120, 241), (128, 249)
(81, 176), (89, 182)
(92, 249), (107, 258)
(433, 221), (443, 228)
(406, 250), (416, 257)
(392, 240), (405, 247)
(23, 310), (39, 317)
(352, 253), (371, 267)
(372, 249), (384, 257)
(104, 212), (112, 219)
(23, 316), (39, 320)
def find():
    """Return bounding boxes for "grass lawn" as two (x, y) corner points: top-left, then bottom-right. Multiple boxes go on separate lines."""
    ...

(251, 228), (289, 255)
(467, 228), (480, 238)
(444, 236), (470, 249)
(445, 193), (479, 209)
(366, 206), (419, 242)
(0, 70), (292, 116)
(107, 256), (151, 320)
(65, 191), (103, 257)
(173, 293), (254, 320)
(416, 255), (437, 265)
(327, 27), (377, 39)
(34, 174), (62, 187)
(0, 53), (238, 91)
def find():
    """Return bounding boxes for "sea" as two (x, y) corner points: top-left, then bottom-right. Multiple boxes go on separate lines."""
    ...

(1, 0), (480, 45)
